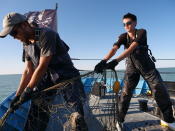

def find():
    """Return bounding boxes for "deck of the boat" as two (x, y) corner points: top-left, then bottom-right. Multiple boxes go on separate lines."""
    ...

(0, 91), (173, 131)
(84, 93), (171, 131)
(124, 97), (170, 131)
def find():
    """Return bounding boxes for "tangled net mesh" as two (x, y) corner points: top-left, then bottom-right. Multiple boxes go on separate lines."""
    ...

(3, 70), (121, 131)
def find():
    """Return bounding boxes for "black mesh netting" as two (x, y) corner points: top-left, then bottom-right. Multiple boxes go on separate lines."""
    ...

(23, 70), (120, 131)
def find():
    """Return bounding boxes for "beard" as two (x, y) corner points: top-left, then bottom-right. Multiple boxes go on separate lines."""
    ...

(21, 38), (30, 44)
(20, 33), (32, 44)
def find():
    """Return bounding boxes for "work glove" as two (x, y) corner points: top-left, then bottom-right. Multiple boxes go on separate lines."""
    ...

(106, 59), (118, 70)
(94, 60), (107, 73)
(19, 87), (33, 104)
(10, 95), (20, 108)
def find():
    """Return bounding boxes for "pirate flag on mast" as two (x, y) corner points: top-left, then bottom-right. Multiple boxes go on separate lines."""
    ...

(25, 9), (57, 32)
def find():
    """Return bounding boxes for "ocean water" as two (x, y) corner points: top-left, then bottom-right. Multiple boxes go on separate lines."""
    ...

(0, 68), (175, 103)
(0, 74), (21, 103)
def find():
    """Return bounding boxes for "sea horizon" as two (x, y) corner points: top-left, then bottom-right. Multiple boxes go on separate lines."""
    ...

(0, 67), (175, 103)
(0, 67), (175, 75)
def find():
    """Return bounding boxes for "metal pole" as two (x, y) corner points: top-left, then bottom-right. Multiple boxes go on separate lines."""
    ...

(55, 3), (58, 32)
(55, 3), (58, 10)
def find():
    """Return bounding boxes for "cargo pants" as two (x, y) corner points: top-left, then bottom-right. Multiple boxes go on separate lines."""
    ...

(118, 53), (174, 123)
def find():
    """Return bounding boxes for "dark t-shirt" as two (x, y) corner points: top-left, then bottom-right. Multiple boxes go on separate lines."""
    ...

(24, 28), (72, 67)
(114, 29), (147, 49)
(113, 29), (156, 73)
(23, 28), (79, 81)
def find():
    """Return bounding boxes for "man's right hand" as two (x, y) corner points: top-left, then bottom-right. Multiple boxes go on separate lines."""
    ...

(10, 95), (20, 108)
(94, 60), (107, 73)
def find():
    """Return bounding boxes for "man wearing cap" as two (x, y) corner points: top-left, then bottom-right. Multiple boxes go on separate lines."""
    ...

(0, 12), (88, 131)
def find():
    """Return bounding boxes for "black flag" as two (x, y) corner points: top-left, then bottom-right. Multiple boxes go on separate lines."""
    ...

(25, 9), (57, 31)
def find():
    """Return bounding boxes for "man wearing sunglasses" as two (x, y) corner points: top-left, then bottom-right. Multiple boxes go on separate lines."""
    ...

(94, 13), (174, 129)
(0, 12), (88, 131)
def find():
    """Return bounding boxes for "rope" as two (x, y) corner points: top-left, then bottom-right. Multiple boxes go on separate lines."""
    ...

(42, 71), (94, 92)
(72, 58), (175, 61)
(0, 108), (13, 131)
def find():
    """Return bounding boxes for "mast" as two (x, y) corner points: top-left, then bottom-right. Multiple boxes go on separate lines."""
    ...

(55, 3), (58, 32)
(55, 3), (58, 10)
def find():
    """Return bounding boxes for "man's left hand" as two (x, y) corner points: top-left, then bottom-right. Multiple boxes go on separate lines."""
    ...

(106, 59), (119, 70)
(19, 87), (33, 104)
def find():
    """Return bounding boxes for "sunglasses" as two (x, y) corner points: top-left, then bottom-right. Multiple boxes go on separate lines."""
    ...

(123, 21), (132, 27)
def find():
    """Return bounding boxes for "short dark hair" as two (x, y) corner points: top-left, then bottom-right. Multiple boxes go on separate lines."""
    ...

(123, 13), (137, 22)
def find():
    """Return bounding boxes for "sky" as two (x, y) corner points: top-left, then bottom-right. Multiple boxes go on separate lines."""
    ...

(0, 0), (175, 74)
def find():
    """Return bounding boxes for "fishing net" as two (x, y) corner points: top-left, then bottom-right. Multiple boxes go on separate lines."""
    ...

(0, 70), (122, 131)
(22, 70), (121, 131)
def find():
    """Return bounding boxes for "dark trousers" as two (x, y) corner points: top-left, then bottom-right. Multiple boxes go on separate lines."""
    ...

(24, 86), (58, 131)
(24, 73), (56, 131)
(118, 57), (174, 123)
(61, 78), (86, 116)
(24, 96), (52, 131)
